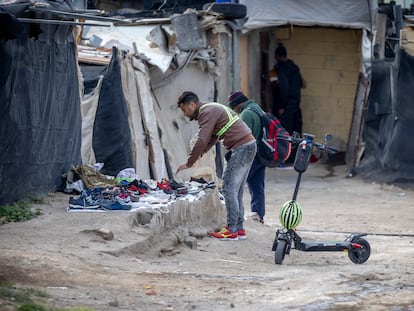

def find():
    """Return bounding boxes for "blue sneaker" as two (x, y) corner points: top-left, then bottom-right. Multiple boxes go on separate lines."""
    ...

(101, 200), (131, 211)
(69, 190), (100, 209)
(100, 196), (131, 211)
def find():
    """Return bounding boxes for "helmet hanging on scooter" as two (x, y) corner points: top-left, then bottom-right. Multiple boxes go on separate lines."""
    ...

(279, 200), (303, 229)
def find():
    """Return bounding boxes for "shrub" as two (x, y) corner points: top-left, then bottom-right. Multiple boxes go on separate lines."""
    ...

(0, 201), (42, 223)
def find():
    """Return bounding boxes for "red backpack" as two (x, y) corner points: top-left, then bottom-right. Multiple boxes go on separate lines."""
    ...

(247, 107), (291, 167)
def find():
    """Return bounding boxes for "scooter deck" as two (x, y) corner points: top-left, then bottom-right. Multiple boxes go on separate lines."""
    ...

(296, 240), (351, 252)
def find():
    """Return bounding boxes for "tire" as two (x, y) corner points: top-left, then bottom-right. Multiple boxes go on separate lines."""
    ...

(275, 239), (287, 265)
(348, 237), (371, 264)
(202, 3), (247, 19)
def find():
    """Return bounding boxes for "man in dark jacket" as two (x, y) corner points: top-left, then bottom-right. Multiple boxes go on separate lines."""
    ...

(272, 44), (306, 136)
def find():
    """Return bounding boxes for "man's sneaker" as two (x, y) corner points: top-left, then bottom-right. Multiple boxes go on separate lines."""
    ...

(157, 179), (173, 194)
(102, 202), (132, 211)
(210, 227), (238, 240)
(100, 198), (131, 211)
(69, 190), (100, 209)
(126, 179), (151, 194)
(252, 213), (264, 224)
(116, 193), (131, 205)
(237, 229), (246, 240)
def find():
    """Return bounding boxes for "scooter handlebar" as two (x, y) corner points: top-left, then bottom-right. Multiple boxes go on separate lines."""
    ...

(278, 132), (338, 154)
(313, 142), (337, 154)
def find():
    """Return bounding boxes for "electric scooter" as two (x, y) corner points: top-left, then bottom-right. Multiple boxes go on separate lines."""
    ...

(272, 133), (371, 265)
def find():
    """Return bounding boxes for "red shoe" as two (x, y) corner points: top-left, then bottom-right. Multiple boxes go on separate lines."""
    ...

(237, 229), (246, 240)
(157, 179), (173, 193)
(210, 227), (238, 240)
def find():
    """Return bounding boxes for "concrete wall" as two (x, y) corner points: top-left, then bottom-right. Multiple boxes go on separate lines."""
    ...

(274, 27), (362, 148)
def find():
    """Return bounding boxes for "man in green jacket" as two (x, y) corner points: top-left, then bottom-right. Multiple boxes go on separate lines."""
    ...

(227, 90), (266, 223)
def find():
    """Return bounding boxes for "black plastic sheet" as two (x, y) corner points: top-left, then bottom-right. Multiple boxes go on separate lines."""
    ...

(355, 49), (414, 186)
(0, 22), (81, 205)
(88, 48), (134, 176)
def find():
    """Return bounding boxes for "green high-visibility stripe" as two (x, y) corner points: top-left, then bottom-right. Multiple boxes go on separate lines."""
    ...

(200, 103), (239, 139)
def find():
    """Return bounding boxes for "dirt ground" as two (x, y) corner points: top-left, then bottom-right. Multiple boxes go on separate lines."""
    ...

(0, 162), (413, 311)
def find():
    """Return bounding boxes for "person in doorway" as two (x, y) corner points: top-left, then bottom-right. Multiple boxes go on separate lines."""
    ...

(227, 90), (266, 224)
(268, 63), (281, 118)
(271, 43), (306, 137)
(176, 91), (256, 240)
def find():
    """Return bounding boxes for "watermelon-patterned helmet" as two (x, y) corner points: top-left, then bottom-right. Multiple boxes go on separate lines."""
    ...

(279, 200), (303, 229)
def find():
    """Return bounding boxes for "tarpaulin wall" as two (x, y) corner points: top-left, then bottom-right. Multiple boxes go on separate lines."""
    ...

(86, 50), (134, 177)
(0, 21), (82, 205)
(79, 49), (168, 180)
(355, 49), (414, 185)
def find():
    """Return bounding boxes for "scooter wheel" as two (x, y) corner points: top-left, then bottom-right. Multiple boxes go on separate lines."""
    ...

(275, 239), (287, 264)
(348, 237), (371, 264)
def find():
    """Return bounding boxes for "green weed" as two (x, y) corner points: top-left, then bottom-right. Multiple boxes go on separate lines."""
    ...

(18, 302), (47, 311)
(0, 283), (95, 311)
(0, 201), (42, 223)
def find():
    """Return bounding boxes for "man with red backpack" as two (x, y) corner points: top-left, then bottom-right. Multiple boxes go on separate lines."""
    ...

(227, 90), (267, 224)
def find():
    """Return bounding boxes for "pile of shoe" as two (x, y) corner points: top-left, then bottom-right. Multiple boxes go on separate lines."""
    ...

(156, 179), (174, 194)
(125, 179), (152, 202)
(68, 188), (132, 211)
(68, 188), (101, 209)
(99, 188), (132, 210)
(67, 177), (217, 211)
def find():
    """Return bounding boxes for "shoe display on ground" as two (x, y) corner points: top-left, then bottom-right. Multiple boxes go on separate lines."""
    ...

(67, 176), (215, 211)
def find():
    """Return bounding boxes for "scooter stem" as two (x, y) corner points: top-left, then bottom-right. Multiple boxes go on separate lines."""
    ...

(292, 172), (302, 201)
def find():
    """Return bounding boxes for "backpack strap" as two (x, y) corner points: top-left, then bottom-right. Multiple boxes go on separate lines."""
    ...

(246, 106), (265, 139)
(199, 103), (240, 139)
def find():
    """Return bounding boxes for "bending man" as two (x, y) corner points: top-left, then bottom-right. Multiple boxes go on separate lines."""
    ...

(176, 91), (256, 240)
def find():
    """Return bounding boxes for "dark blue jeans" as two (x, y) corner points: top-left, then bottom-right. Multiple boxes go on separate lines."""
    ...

(247, 155), (266, 220)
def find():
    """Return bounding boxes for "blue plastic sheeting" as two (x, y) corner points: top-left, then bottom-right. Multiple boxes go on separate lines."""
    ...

(0, 23), (82, 205)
